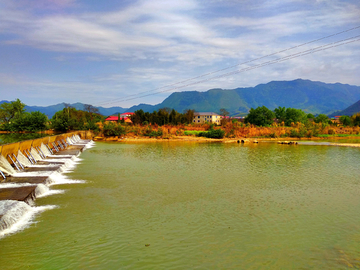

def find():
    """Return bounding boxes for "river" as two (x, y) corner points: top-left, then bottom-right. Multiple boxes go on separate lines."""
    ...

(1, 141), (360, 269)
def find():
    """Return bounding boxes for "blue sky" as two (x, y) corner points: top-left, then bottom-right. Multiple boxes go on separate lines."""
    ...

(0, 0), (359, 108)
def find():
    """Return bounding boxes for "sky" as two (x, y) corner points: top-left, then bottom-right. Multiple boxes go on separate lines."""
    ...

(0, 0), (359, 108)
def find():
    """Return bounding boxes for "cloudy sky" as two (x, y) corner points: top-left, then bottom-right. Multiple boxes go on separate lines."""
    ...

(0, 0), (359, 108)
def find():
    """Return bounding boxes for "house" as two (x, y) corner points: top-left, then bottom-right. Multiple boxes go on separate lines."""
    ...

(105, 116), (132, 124)
(193, 112), (222, 125)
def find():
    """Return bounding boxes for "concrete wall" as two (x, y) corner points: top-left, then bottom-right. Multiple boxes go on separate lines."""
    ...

(0, 131), (94, 162)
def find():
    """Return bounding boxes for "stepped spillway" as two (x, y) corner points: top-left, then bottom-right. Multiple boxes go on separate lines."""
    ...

(0, 134), (95, 238)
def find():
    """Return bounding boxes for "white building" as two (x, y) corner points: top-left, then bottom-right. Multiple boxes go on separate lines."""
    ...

(193, 112), (222, 125)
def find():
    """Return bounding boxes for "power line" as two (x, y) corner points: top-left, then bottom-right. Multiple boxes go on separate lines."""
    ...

(97, 26), (360, 106)
(115, 36), (360, 103)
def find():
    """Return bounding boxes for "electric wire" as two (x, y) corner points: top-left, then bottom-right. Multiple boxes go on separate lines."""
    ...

(97, 26), (360, 106)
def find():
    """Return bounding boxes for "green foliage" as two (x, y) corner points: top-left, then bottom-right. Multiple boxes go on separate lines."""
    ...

(284, 108), (307, 126)
(197, 127), (225, 139)
(51, 107), (102, 132)
(0, 100), (48, 132)
(314, 114), (329, 124)
(143, 128), (163, 137)
(10, 111), (48, 131)
(103, 122), (125, 136)
(184, 130), (202, 136)
(307, 113), (315, 119)
(245, 106), (275, 126)
(274, 106), (286, 123)
(131, 108), (194, 126)
(339, 115), (351, 126)
(0, 99), (26, 124)
(351, 113), (360, 126)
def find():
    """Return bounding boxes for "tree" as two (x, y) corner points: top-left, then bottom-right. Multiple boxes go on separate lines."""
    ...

(0, 99), (26, 124)
(183, 109), (195, 124)
(284, 108), (307, 126)
(84, 104), (99, 114)
(244, 106), (275, 126)
(339, 115), (351, 126)
(11, 111), (48, 131)
(351, 113), (360, 126)
(219, 108), (230, 125)
(274, 106), (286, 124)
(314, 114), (329, 124)
(307, 113), (315, 120)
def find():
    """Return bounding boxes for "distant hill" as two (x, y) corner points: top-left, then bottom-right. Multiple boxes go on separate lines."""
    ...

(329, 100), (360, 117)
(3, 79), (360, 117)
(24, 103), (126, 118)
(148, 79), (360, 115)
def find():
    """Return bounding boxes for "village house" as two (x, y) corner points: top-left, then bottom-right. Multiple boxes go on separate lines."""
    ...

(104, 112), (134, 124)
(193, 112), (222, 125)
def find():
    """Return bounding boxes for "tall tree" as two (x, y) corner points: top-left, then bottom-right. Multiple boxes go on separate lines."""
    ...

(245, 106), (275, 126)
(0, 99), (26, 124)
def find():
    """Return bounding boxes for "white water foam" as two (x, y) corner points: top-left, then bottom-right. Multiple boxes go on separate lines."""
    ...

(83, 141), (95, 150)
(0, 200), (57, 238)
(48, 172), (86, 185)
(35, 184), (64, 198)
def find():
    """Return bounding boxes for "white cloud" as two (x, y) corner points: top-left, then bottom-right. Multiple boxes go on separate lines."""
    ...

(0, 0), (359, 107)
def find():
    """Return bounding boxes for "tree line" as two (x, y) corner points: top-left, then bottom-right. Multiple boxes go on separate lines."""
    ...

(244, 106), (360, 127)
(130, 108), (195, 125)
(1, 99), (360, 134)
(0, 99), (103, 132)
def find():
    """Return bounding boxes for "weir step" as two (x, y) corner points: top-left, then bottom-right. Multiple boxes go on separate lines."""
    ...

(1, 176), (49, 185)
(0, 186), (37, 203)
(0, 138), (92, 205)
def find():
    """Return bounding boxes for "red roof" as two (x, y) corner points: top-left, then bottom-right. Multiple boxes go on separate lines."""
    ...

(105, 116), (132, 122)
(105, 116), (119, 121)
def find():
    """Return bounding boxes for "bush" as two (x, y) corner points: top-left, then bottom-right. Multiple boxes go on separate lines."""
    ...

(143, 128), (163, 137)
(103, 122), (125, 136)
(197, 128), (225, 139)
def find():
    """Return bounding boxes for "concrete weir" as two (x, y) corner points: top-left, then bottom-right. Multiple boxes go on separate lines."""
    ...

(0, 131), (94, 234)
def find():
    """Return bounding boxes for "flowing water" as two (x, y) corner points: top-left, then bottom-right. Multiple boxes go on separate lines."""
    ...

(1, 141), (360, 269)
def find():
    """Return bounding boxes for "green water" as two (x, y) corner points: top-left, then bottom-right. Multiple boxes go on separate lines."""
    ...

(1, 142), (360, 269)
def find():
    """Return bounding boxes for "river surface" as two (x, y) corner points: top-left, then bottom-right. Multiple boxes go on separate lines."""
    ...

(1, 141), (360, 269)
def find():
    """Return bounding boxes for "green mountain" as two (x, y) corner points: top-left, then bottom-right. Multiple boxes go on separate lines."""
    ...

(131, 79), (360, 115)
(329, 100), (360, 117)
(3, 79), (360, 117)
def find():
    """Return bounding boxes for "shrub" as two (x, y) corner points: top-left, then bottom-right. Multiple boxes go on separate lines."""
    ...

(103, 122), (125, 136)
(197, 128), (225, 139)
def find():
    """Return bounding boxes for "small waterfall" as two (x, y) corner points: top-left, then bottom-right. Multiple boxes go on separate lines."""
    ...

(83, 141), (95, 150)
(0, 155), (16, 175)
(0, 133), (91, 238)
(17, 150), (32, 167)
(40, 143), (51, 157)
(34, 184), (49, 197)
(0, 200), (32, 231)
(30, 148), (43, 161)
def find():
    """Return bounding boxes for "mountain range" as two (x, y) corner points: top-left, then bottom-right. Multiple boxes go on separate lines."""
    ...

(1, 79), (360, 118)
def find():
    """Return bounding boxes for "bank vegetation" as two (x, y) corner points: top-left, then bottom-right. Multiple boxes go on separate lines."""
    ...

(1, 99), (360, 140)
